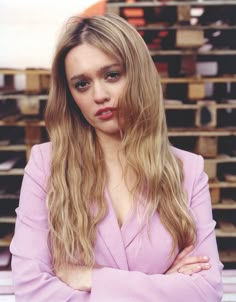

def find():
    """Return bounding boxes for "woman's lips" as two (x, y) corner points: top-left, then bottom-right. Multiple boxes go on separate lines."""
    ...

(95, 107), (116, 120)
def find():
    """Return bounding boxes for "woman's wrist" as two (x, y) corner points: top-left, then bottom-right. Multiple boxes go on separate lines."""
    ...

(78, 267), (92, 292)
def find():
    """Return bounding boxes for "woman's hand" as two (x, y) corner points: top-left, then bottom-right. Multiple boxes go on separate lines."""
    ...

(56, 264), (92, 292)
(165, 245), (211, 276)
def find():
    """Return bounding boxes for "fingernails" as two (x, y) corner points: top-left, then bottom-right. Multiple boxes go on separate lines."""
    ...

(192, 266), (201, 273)
(202, 256), (209, 260)
(203, 263), (210, 268)
(178, 268), (183, 273)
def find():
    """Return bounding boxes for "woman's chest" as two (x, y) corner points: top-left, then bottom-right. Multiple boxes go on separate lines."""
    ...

(107, 183), (133, 228)
(94, 202), (178, 275)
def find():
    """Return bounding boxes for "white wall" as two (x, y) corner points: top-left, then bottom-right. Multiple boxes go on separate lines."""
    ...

(0, 0), (98, 68)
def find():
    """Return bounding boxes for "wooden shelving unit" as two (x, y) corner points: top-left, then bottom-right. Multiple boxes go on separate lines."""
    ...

(0, 120), (45, 127)
(161, 77), (236, 84)
(220, 250), (236, 263)
(107, 0), (236, 266)
(0, 68), (50, 75)
(107, 1), (236, 8)
(0, 234), (13, 248)
(0, 217), (16, 224)
(0, 169), (24, 176)
(0, 69), (49, 264)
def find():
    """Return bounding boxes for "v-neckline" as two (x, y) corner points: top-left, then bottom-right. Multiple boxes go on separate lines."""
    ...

(104, 188), (133, 231)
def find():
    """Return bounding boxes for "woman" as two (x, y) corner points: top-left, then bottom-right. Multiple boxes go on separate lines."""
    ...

(10, 14), (223, 301)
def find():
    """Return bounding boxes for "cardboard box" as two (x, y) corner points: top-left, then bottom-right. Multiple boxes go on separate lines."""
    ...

(181, 55), (196, 76)
(196, 62), (218, 76)
(26, 74), (41, 93)
(18, 96), (40, 115)
(176, 30), (204, 48)
(40, 74), (51, 93)
(188, 82), (205, 100)
(195, 101), (217, 128)
(195, 136), (218, 158)
(210, 188), (220, 204)
(177, 5), (191, 24)
(204, 160), (217, 180)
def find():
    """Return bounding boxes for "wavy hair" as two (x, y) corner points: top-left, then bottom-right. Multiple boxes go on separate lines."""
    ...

(45, 14), (196, 270)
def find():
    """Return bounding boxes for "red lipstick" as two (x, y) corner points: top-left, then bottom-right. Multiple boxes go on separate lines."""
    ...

(95, 107), (116, 120)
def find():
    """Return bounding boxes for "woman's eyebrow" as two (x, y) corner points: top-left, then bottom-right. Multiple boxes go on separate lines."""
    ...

(70, 63), (122, 82)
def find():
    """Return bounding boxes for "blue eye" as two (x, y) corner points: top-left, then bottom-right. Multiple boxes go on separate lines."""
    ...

(75, 80), (89, 91)
(106, 71), (121, 80)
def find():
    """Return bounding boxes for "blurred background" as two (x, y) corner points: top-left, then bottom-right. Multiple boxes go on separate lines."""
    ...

(0, 0), (99, 68)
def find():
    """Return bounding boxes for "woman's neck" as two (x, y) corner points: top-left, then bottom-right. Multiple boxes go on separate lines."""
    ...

(96, 131), (137, 194)
(96, 131), (123, 162)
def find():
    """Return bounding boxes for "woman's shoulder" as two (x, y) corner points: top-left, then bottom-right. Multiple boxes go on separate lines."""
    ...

(29, 142), (52, 166)
(170, 146), (205, 188)
(171, 146), (201, 164)
(24, 142), (52, 184)
(170, 146), (207, 205)
(32, 141), (52, 154)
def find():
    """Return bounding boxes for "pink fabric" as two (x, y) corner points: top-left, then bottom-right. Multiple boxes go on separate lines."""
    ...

(10, 142), (223, 301)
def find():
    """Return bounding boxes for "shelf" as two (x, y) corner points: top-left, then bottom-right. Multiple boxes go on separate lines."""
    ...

(161, 77), (236, 84)
(213, 203), (236, 210)
(216, 229), (236, 238)
(0, 120), (45, 127)
(165, 103), (198, 109)
(205, 155), (236, 164)
(107, 1), (236, 8)
(164, 103), (236, 110)
(150, 50), (236, 56)
(219, 250), (236, 262)
(0, 94), (48, 100)
(168, 128), (236, 136)
(0, 217), (16, 224)
(0, 234), (13, 247)
(0, 145), (27, 151)
(137, 25), (236, 31)
(0, 169), (24, 176)
(0, 194), (20, 200)
(209, 181), (236, 189)
(212, 199), (236, 210)
(0, 69), (50, 75)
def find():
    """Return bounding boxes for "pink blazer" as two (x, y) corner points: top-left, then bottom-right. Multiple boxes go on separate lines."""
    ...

(10, 142), (223, 301)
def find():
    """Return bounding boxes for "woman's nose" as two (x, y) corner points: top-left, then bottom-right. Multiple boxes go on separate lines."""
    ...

(93, 81), (110, 104)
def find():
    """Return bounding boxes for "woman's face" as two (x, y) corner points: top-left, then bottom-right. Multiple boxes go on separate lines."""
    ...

(65, 43), (126, 138)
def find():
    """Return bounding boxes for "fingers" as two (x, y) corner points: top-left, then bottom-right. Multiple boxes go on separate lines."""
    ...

(173, 245), (194, 265)
(178, 262), (211, 276)
(165, 245), (211, 276)
(175, 255), (210, 275)
(180, 255), (209, 266)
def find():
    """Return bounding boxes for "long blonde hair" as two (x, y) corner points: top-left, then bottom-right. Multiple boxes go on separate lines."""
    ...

(45, 14), (196, 270)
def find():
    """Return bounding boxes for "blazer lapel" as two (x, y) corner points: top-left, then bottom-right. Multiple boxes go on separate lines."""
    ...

(120, 191), (147, 249)
(97, 189), (129, 270)
(121, 204), (147, 249)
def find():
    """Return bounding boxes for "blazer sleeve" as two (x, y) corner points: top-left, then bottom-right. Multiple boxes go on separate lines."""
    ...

(90, 154), (224, 302)
(10, 145), (90, 302)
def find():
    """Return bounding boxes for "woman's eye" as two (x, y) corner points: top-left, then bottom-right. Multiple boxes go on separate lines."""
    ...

(75, 80), (89, 91)
(106, 71), (121, 80)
